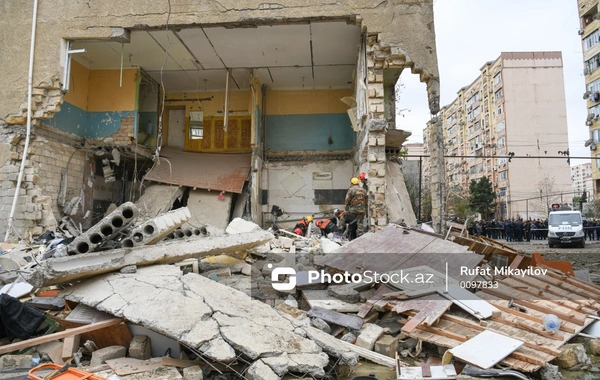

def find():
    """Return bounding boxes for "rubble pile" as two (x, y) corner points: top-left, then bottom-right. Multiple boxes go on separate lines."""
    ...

(1, 211), (600, 379)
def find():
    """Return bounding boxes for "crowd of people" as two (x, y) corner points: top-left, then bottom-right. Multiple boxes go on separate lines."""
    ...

(466, 218), (600, 241)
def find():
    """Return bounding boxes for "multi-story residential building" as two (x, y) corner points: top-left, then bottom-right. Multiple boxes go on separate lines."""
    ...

(424, 52), (572, 220)
(578, 1), (600, 198)
(571, 162), (593, 199)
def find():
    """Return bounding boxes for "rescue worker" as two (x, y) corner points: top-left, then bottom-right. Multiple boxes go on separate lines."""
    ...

(344, 177), (367, 240)
(358, 172), (368, 192)
(293, 215), (313, 237)
(315, 218), (340, 236)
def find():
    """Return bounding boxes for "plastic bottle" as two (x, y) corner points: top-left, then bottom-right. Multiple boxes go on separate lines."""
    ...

(543, 314), (561, 334)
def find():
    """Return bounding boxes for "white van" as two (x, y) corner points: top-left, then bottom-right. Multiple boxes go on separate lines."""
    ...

(547, 210), (585, 248)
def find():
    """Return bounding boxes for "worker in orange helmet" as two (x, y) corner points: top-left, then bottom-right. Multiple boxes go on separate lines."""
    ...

(293, 215), (313, 237)
(315, 218), (340, 237)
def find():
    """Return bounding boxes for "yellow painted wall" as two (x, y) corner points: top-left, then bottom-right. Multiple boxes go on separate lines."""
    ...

(64, 60), (89, 110)
(265, 89), (352, 115)
(87, 69), (139, 112)
(165, 91), (251, 116)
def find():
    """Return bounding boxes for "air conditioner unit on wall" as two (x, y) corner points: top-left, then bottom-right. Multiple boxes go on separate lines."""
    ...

(579, 29), (585, 35)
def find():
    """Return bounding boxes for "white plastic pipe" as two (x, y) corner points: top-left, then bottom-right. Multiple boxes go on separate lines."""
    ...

(5, 0), (39, 242)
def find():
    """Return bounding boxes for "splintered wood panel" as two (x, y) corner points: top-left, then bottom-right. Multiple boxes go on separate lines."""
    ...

(438, 285), (499, 319)
(51, 317), (132, 350)
(143, 147), (251, 193)
(241, 119), (251, 147)
(391, 294), (452, 333)
(449, 330), (523, 369)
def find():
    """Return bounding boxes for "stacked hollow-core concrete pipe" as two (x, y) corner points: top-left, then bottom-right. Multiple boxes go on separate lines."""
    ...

(165, 226), (209, 241)
(121, 207), (191, 248)
(67, 202), (138, 255)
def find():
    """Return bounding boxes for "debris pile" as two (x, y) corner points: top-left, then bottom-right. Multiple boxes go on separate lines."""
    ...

(1, 212), (600, 379)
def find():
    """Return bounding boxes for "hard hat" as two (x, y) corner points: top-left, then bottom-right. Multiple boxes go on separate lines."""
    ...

(305, 215), (314, 222)
(315, 219), (322, 227)
(359, 172), (366, 180)
(351, 177), (360, 185)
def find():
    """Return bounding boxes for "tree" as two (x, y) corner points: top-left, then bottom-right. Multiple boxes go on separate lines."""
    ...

(468, 177), (496, 218)
(448, 190), (475, 221)
(530, 175), (561, 217)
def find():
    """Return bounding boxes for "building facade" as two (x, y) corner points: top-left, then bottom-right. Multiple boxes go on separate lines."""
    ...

(0, 1), (439, 241)
(578, 0), (600, 198)
(424, 52), (572, 221)
(571, 162), (593, 199)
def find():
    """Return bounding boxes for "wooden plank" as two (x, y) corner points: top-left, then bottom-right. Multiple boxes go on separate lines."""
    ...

(50, 316), (133, 349)
(509, 351), (546, 366)
(106, 358), (163, 376)
(391, 295), (452, 333)
(476, 295), (577, 334)
(338, 339), (396, 367)
(480, 288), (586, 326)
(0, 318), (124, 355)
(302, 290), (364, 313)
(538, 266), (600, 297)
(307, 306), (363, 330)
(421, 362), (432, 377)
(61, 335), (80, 360)
(161, 357), (198, 368)
(449, 331), (523, 369)
(509, 255), (524, 269)
(437, 285), (499, 319)
(357, 285), (391, 318)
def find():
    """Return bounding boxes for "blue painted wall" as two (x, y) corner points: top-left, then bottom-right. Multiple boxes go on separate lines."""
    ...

(45, 102), (137, 139)
(266, 113), (355, 151)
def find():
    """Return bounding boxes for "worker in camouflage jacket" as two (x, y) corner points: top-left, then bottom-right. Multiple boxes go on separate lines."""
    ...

(344, 177), (367, 240)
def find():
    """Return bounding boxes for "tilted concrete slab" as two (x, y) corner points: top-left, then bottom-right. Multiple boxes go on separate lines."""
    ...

(25, 229), (274, 287)
(123, 207), (191, 247)
(61, 266), (358, 377)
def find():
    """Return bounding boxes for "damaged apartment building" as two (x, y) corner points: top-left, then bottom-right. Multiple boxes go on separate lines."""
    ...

(0, 0), (439, 241)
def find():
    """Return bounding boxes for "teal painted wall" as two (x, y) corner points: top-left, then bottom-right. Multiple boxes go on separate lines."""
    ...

(46, 101), (137, 139)
(266, 113), (355, 151)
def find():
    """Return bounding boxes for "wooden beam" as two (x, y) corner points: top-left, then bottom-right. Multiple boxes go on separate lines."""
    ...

(0, 318), (124, 355)
(509, 351), (546, 366)
(338, 340), (397, 368)
(480, 288), (585, 326)
(538, 266), (600, 297)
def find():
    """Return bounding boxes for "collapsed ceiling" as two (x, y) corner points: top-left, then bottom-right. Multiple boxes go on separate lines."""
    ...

(72, 21), (361, 92)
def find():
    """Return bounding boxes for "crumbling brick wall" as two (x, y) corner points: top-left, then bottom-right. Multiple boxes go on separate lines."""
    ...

(110, 115), (135, 146)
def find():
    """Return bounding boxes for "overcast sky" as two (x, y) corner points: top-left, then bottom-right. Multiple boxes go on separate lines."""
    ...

(398, 0), (590, 165)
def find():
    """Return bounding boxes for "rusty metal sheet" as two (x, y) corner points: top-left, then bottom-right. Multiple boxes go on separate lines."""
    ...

(143, 147), (251, 194)
(314, 226), (483, 282)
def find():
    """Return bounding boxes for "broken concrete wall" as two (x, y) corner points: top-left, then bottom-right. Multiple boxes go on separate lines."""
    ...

(263, 160), (354, 228)
(0, 1), (438, 122)
(0, 124), (85, 240)
(25, 229), (274, 287)
(182, 189), (231, 234)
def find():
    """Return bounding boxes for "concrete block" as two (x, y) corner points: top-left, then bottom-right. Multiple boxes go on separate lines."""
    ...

(68, 202), (138, 255)
(374, 335), (398, 358)
(183, 365), (203, 380)
(225, 218), (261, 234)
(129, 335), (152, 360)
(0, 355), (33, 369)
(90, 345), (127, 367)
(355, 323), (384, 350)
(123, 207), (191, 247)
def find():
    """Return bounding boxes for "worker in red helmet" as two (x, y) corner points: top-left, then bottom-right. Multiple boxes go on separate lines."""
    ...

(315, 218), (340, 237)
(293, 216), (313, 237)
(358, 172), (368, 192)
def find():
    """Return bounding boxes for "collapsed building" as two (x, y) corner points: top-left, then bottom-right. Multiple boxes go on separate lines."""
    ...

(0, 0), (439, 241)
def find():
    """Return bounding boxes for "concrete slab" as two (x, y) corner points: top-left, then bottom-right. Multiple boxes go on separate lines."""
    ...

(62, 266), (354, 378)
(135, 184), (184, 218)
(26, 229), (274, 287)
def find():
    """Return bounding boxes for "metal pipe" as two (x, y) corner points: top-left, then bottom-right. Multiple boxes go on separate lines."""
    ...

(5, 0), (39, 243)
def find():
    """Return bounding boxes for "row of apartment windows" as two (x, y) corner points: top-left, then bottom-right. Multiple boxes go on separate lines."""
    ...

(467, 106), (482, 122)
(494, 72), (501, 85)
(586, 53), (600, 75)
(584, 29), (600, 51)
(496, 120), (505, 133)
(466, 92), (481, 108)
(446, 113), (456, 125)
